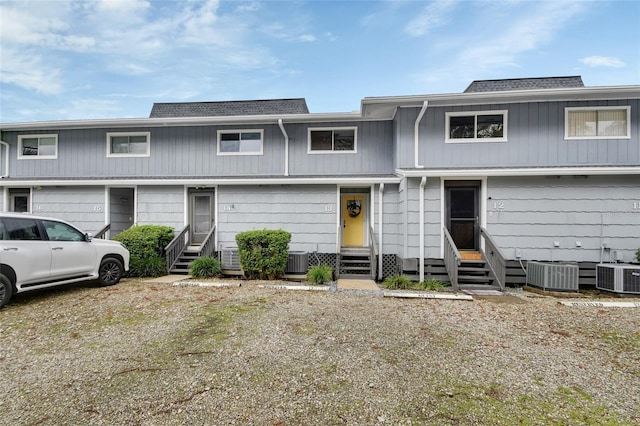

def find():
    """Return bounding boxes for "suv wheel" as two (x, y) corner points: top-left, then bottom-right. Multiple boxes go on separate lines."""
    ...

(0, 274), (13, 309)
(98, 257), (123, 286)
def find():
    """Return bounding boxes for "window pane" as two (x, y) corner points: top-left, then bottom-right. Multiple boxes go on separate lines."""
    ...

(241, 132), (261, 141)
(310, 131), (333, 151)
(597, 109), (627, 137)
(240, 138), (261, 153)
(39, 137), (56, 146)
(568, 111), (596, 137)
(221, 133), (240, 141)
(220, 140), (240, 152)
(449, 116), (474, 139)
(334, 130), (355, 151)
(476, 114), (503, 138)
(39, 137), (57, 156)
(22, 138), (39, 156)
(43, 220), (84, 241)
(129, 137), (148, 154)
(111, 136), (130, 153)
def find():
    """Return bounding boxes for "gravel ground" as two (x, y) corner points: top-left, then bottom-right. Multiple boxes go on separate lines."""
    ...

(1, 278), (639, 426)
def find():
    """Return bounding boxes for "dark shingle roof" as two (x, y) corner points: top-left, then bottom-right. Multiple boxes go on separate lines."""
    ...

(149, 98), (309, 118)
(464, 76), (584, 93)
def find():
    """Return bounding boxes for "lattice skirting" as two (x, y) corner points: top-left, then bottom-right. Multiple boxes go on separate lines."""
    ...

(308, 253), (337, 268)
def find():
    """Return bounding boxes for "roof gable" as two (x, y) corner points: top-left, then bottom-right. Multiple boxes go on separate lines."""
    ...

(149, 98), (310, 118)
(464, 76), (585, 93)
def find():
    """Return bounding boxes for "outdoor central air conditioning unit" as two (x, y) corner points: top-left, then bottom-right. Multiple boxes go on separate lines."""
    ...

(220, 247), (241, 271)
(596, 264), (640, 294)
(286, 251), (309, 274)
(526, 261), (579, 292)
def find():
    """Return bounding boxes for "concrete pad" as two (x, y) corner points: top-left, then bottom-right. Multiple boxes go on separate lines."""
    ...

(337, 279), (379, 291)
(144, 275), (190, 284)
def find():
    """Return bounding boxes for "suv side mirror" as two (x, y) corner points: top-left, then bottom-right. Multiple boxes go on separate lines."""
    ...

(85, 233), (93, 242)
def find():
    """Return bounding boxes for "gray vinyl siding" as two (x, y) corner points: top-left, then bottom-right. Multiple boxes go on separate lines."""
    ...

(216, 185), (338, 253)
(31, 186), (106, 233)
(372, 183), (402, 255)
(486, 175), (640, 263)
(404, 178), (441, 259)
(136, 186), (184, 231)
(1, 120), (393, 179)
(395, 99), (639, 169)
(287, 121), (394, 176)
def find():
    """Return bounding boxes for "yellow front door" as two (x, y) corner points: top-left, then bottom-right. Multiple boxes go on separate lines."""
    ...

(341, 194), (366, 246)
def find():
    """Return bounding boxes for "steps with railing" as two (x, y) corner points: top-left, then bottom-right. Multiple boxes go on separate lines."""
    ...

(165, 225), (216, 274)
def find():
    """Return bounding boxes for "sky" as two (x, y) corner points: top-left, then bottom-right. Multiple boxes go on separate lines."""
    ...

(1, 0), (639, 123)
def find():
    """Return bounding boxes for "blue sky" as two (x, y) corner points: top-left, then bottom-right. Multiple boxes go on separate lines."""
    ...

(1, 0), (639, 123)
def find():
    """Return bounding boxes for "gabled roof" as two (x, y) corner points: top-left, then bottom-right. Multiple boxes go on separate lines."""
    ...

(464, 76), (584, 93)
(149, 98), (309, 118)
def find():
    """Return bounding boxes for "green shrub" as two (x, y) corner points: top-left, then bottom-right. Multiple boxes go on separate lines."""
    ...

(419, 278), (447, 291)
(382, 274), (413, 290)
(636, 248), (640, 263)
(306, 265), (333, 285)
(129, 256), (167, 278)
(189, 257), (222, 278)
(113, 225), (175, 277)
(235, 229), (291, 280)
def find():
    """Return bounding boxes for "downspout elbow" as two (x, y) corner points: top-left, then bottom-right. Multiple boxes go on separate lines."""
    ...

(0, 141), (9, 178)
(414, 101), (428, 169)
(278, 119), (289, 177)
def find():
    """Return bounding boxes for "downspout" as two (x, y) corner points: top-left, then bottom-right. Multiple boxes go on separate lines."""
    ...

(0, 140), (9, 178)
(278, 119), (289, 177)
(414, 101), (428, 169)
(419, 177), (427, 282)
(378, 183), (384, 280)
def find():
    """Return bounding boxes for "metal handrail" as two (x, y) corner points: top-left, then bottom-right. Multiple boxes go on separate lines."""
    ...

(199, 225), (216, 258)
(94, 223), (111, 239)
(369, 225), (377, 280)
(164, 225), (190, 273)
(480, 227), (507, 290)
(443, 227), (462, 291)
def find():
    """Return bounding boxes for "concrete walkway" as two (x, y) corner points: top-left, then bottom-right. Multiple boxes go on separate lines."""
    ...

(336, 279), (379, 291)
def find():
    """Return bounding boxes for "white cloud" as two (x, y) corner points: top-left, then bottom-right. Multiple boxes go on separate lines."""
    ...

(404, 0), (457, 37)
(580, 56), (626, 68)
(0, 48), (62, 95)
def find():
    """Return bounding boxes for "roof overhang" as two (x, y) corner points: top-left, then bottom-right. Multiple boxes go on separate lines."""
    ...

(396, 166), (640, 178)
(362, 85), (640, 120)
(0, 175), (402, 187)
(0, 111), (364, 131)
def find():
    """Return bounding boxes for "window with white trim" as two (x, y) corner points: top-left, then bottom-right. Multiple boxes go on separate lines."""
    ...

(565, 106), (630, 139)
(217, 130), (263, 155)
(107, 132), (150, 157)
(446, 111), (508, 143)
(308, 127), (357, 152)
(18, 134), (58, 159)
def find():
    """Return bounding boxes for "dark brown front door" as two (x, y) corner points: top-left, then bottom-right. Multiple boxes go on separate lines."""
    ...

(446, 185), (479, 250)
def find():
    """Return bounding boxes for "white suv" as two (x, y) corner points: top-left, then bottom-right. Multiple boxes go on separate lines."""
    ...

(0, 213), (130, 308)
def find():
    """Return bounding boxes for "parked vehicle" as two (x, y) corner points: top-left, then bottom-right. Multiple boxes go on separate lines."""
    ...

(0, 213), (130, 308)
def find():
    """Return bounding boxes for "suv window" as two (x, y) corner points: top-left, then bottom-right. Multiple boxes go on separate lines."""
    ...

(42, 220), (85, 242)
(0, 218), (42, 240)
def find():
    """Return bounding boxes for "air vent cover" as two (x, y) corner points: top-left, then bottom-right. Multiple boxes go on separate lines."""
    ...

(220, 247), (241, 270)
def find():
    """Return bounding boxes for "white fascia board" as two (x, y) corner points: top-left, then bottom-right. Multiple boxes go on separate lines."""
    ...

(362, 86), (640, 119)
(0, 176), (402, 187)
(0, 112), (364, 131)
(396, 166), (640, 178)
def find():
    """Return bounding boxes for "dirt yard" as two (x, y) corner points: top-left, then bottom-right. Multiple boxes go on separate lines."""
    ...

(1, 278), (638, 425)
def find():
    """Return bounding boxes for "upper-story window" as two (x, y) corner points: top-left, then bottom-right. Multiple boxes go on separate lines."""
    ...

(217, 130), (263, 155)
(565, 106), (630, 139)
(18, 134), (58, 159)
(308, 127), (357, 153)
(107, 132), (150, 157)
(446, 111), (508, 143)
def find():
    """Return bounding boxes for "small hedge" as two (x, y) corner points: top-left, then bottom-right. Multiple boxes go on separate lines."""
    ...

(636, 248), (640, 263)
(306, 265), (333, 285)
(113, 225), (175, 277)
(236, 229), (291, 280)
(190, 257), (222, 278)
